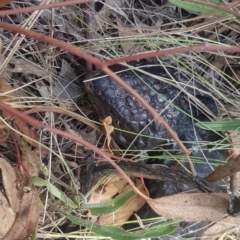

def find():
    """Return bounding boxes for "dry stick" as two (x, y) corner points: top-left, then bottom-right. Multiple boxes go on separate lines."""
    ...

(0, 0), (92, 16)
(0, 101), (150, 200)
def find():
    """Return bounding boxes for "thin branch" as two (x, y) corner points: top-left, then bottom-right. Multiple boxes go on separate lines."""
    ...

(104, 44), (240, 66)
(0, 101), (150, 200)
(0, 22), (190, 156)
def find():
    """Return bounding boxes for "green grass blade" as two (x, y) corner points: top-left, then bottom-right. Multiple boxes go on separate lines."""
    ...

(59, 209), (177, 239)
(32, 177), (77, 208)
(84, 191), (135, 215)
(169, 0), (226, 16)
(195, 120), (240, 131)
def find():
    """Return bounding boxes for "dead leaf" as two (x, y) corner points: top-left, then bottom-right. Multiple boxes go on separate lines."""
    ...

(0, 191), (16, 238)
(101, 116), (114, 153)
(0, 78), (15, 143)
(205, 155), (240, 182)
(3, 187), (39, 240)
(148, 193), (229, 222)
(117, 19), (147, 55)
(94, 0), (127, 30)
(14, 117), (47, 157)
(8, 58), (48, 78)
(0, 78), (46, 156)
(0, 78), (15, 99)
(0, 78), (17, 109)
(98, 178), (148, 225)
(201, 216), (240, 239)
(54, 59), (81, 105)
(228, 130), (240, 195)
(18, 141), (40, 178)
(89, 174), (129, 204)
(60, 118), (97, 147)
(0, 120), (10, 143)
(0, 157), (20, 213)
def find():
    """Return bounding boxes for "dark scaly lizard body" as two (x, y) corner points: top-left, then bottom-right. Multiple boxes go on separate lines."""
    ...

(81, 161), (224, 194)
(83, 63), (227, 194)
(85, 64), (219, 150)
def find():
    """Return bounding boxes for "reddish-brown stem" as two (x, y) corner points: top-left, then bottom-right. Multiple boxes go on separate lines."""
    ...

(0, 0), (92, 16)
(0, 21), (190, 156)
(104, 44), (240, 66)
(0, 101), (150, 200)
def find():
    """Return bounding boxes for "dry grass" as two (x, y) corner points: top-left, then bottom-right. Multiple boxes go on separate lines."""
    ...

(1, 0), (240, 239)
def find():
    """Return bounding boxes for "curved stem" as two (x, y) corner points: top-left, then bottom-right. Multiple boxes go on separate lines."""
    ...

(0, 101), (151, 200)
(0, 22), (191, 156)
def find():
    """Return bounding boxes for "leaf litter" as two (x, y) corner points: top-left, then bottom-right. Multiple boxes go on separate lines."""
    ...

(0, 191), (16, 238)
(148, 192), (229, 222)
(1, 1), (240, 239)
(87, 175), (149, 226)
(0, 76), (40, 238)
(0, 157), (39, 240)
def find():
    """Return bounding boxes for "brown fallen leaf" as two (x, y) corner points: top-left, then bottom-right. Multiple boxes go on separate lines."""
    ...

(14, 117), (48, 157)
(98, 178), (148, 226)
(205, 155), (240, 182)
(0, 77), (47, 156)
(3, 187), (39, 240)
(89, 174), (130, 204)
(117, 19), (146, 56)
(228, 130), (240, 195)
(0, 191), (16, 238)
(8, 57), (48, 78)
(0, 157), (20, 213)
(18, 140), (40, 178)
(94, 0), (127, 30)
(148, 193), (229, 222)
(201, 216), (240, 239)
(60, 118), (98, 147)
(0, 78), (17, 113)
(101, 116), (114, 153)
(0, 120), (10, 143)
